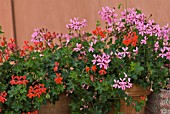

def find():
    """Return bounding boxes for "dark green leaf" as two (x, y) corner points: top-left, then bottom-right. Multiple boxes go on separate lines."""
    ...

(136, 9), (142, 14)
(118, 4), (122, 9)
(96, 20), (101, 27)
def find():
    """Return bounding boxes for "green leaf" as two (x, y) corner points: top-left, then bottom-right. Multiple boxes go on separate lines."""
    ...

(118, 4), (122, 9)
(0, 26), (4, 34)
(136, 9), (142, 14)
(11, 101), (23, 112)
(131, 74), (138, 80)
(86, 33), (92, 37)
(107, 38), (113, 45)
(0, 31), (4, 34)
(46, 93), (50, 99)
(96, 20), (101, 27)
(130, 62), (144, 75)
(95, 82), (105, 94)
(121, 19), (126, 22)
(5, 111), (14, 114)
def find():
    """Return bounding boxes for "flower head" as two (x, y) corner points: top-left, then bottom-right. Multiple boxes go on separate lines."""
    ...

(98, 6), (117, 25)
(0, 92), (7, 103)
(10, 75), (29, 85)
(27, 84), (46, 98)
(73, 43), (84, 52)
(92, 53), (111, 69)
(112, 73), (132, 90)
(66, 17), (87, 31)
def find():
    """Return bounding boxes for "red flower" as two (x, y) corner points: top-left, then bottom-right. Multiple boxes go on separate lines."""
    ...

(5, 55), (9, 60)
(123, 32), (138, 46)
(131, 33), (138, 46)
(24, 41), (29, 45)
(140, 96), (146, 101)
(10, 75), (29, 85)
(38, 42), (43, 47)
(10, 38), (14, 43)
(86, 67), (90, 72)
(7, 43), (16, 50)
(55, 62), (60, 66)
(54, 62), (60, 72)
(20, 50), (26, 57)
(0, 92), (7, 103)
(54, 73), (63, 84)
(56, 73), (61, 77)
(29, 46), (34, 52)
(91, 65), (97, 72)
(1, 42), (5, 46)
(27, 84), (46, 98)
(100, 79), (103, 83)
(123, 38), (131, 46)
(98, 69), (107, 75)
(92, 27), (106, 38)
(54, 77), (63, 84)
(54, 66), (58, 72)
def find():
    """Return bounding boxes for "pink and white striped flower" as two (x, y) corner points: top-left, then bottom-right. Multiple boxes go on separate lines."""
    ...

(133, 47), (138, 55)
(112, 73), (132, 90)
(141, 36), (148, 44)
(89, 42), (94, 52)
(92, 53), (111, 69)
(73, 43), (84, 52)
(154, 41), (159, 52)
(66, 17), (87, 31)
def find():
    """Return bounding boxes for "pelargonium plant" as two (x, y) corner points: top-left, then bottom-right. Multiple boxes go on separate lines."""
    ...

(99, 6), (170, 91)
(0, 4), (170, 114)
(0, 28), (65, 113)
(62, 6), (169, 113)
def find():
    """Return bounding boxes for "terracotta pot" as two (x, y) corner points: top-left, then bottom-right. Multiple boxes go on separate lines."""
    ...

(39, 93), (70, 114)
(145, 89), (170, 114)
(108, 84), (151, 114)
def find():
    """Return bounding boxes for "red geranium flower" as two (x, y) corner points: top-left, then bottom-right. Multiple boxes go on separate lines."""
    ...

(86, 66), (90, 72)
(91, 65), (97, 72)
(54, 77), (63, 84)
(27, 84), (46, 98)
(0, 92), (7, 103)
(123, 32), (138, 46)
(98, 69), (107, 75)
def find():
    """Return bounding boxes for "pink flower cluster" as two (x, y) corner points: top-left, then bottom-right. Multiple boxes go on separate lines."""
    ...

(88, 42), (94, 52)
(140, 36), (148, 44)
(159, 47), (170, 60)
(115, 47), (130, 59)
(116, 8), (145, 32)
(161, 24), (170, 41)
(99, 6), (170, 61)
(154, 40), (170, 60)
(73, 43), (84, 52)
(120, 8), (170, 40)
(92, 53), (111, 69)
(113, 73), (132, 90)
(66, 17), (87, 31)
(98, 6), (118, 26)
(115, 47), (139, 59)
(31, 28), (46, 42)
(56, 33), (73, 45)
(99, 7), (170, 41)
(121, 8), (145, 27)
